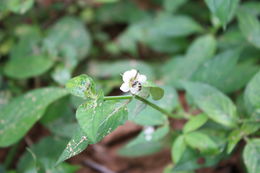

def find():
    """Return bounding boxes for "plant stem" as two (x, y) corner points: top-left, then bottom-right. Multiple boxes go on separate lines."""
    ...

(135, 95), (175, 117)
(104, 95), (133, 100)
(4, 142), (19, 169)
(104, 95), (176, 117)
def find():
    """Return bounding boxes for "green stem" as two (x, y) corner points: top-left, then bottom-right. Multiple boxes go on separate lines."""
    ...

(104, 95), (133, 100)
(4, 142), (19, 169)
(135, 95), (175, 117)
(104, 95), (176, 118)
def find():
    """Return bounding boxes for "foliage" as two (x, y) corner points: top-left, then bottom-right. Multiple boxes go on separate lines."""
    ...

(0, 0), (260, 172)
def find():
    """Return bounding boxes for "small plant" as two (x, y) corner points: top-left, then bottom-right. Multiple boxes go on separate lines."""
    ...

(1, 0), (260, 172)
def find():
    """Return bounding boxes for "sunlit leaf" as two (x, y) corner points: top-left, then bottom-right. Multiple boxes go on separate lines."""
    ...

(76, 99), (128, 143)
(243, 139), (260, 173)
(183, 82), (237, 127)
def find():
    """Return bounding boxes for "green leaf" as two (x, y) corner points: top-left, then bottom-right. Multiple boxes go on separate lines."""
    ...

(44, 16), (91, 84)
(4, 25), (54, 79)
(1, 0), (34, 14)
(44, 16), (91, 61)
(18, 137), (79, 173)
(185, 131), (219, 155)
(243, 138), (260, 173)
(173, 147), (224, 171)
(183, 114), (208, 133)
(76, 99), (128, 143)
(66, 74), (98, 99)
(130, 86), (178, 126)
(57, 128), (89, 164)
(143, 81), (164, 100)
(205, 0), (239, 27)
(162, 35), (216, 88)
(163, 0), (188, 13)
(118, 125), (169, 157)
(118, 142), (163, 157)
(237, 7), (260, 49)
(172, 135), (187, 164)
(244, 70), (260, 117)
(149, 13), (203, 37)
(184, 82), (237, 127)
(95, 1), (148, 24)
(0, 88), (68, 147)
(227, 123), (260, 153)
(4, 55), (54, 79)
(217, 61), (259, 93)
(192, 49), (241, 92)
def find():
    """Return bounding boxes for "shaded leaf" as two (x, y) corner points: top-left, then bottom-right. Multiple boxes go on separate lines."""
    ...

(0, 88), (68, 147)
(118, 126), (169, 157)
(18, 137), (79, 173)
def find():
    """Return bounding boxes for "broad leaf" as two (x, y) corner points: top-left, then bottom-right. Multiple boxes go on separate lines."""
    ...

(192, 49), (241, 92)
(184, 82), (237, 127)
(162, 35), (216, 88)
(243, 139), (260, 173)
(4, 55), (54, 79)
(0, 88), (68, 147)
(205, 0), (239, 27)
(4, 25), (54, 79)
(163, 0), (188, 13)
(76, 99), (128, 143)
(184, 131), (219, 155)
(237, 7), (260, 49)
(244, 70), (260, 118)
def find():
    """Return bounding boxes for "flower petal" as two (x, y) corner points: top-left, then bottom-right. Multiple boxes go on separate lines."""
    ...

(137, 74), (147, 83)
(120, 83), (130, 92)
(123, 69), (137, 83)
(130, 86), (140, 94)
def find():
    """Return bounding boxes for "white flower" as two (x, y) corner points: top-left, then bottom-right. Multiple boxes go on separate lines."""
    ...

(120, 69), (147, 94)
(144, 126), (155, 141)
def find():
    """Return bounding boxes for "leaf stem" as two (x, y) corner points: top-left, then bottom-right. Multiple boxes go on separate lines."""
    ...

(104, 95), (133, 100)
(135, 95), (175, 117)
